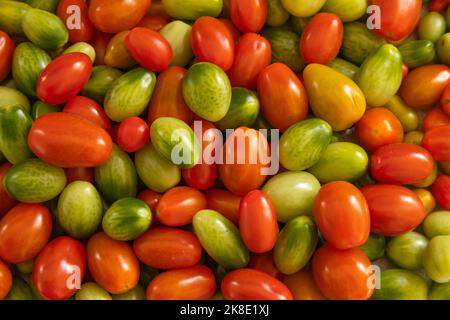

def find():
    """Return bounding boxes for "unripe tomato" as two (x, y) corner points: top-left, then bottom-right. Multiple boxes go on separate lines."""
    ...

(0, 163), (17, 217)
(229, 0), (267, 33)
(117, 116), (150, 153)
(432, 175), (450, 210)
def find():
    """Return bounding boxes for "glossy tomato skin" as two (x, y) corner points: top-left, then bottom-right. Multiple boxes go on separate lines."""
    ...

(423, 108), (450, 132)
(312, 244), (373, 300)
(138, 189), (162, 212)
(0, 31), (14, 82)
(90, 31), (112, 65)
(63, 96), (112, 132)
(229, 0), (267, 33)
(221, 268), (293, 300)
(182, 162), (218, 191)
(57, 0), (94, 43)
(0, 163), (17, 217)
(0, 259), (12, 300)
(33, 236), (86, 300)
(146, 265), (216, 300)
(117, 116), (150, 152)
(65, 167), (95, 184)
(314, 181), (370, 250)
(205, 189), (241, 224)
(422, 125), (450, 162)
(432, 175), (450, 210)
(248, 252), (283, 280)
(300, 13), (343, 65)
(361, 184), (426, 236)
(370, 143), (434, 185)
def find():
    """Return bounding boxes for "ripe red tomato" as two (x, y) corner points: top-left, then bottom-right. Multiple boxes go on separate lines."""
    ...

(249, 252), (283, 280)
(87, 232), (140, 294)
(314, 181), (370, 250)
(65, 167), (95, 184)
(125, 27), (172, 72)
(361, 184), (425, 236)
(229, 0), (267, 33)
(221, 268), (293, 300)
(402, 64), (409, 79)
(191, 16), (235, 71)
(312, 244), (373, 300)
(300, 13), (343, 65)
(136, 15), (168, 31)
(0, 259), (12, 300)
(146, 265), (216, 300)
(63, 96), (112, 132)
(441, 84), (450, 116)
(37, 53), (92, 105)
(355, 108), (404, 152)
(116, 116), (150, 152)
(33, 236), (86, 300)
(0, 31), (14, 82)
(422, 125), (450, 162)
(423, 108), (450, 132)
(429, 0), (448, 12)
(0, 163), (16, 217)
(137, 189), (162, 212)
(90, 30), (112, 65)
(205, 189), (241, 224)
(227, 33), (271, 89)
(219, 18), (241, 42)
(57, 0), (94, 43)
(432, 175), (450, 210)
(182, 162), (218, 191)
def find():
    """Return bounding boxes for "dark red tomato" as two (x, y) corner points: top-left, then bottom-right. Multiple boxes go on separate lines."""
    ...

(361, 184), (425, 236)
(423, 108), (450, 132)
(372, 0), (422, 41)
(90, 30), (112, 65)
(37, 53), (92, 105)
(147, 265), (216, 300)
(125, 27), (172, 72)
(257, 63), (309, 132)
(28, 112), (112, 168)
(0, 204), (52, 264)
(33, 236), (86, 300)
(402, 63), (409, 79)
(191, 16), (235, 71)
(117, 116), (150, 152)
(300, 13), (343, 65)
(432, 175), (450, 210)
(370, 143), (434, 185)
(312, 244), (373, 300)
(314, 181), (370, 250)
(63, 96), (112, 132)
(355, 108), (404, 152)
(219, 18), (241, 42)
(0, 259), (12, 300)
(87, 232), (140, 294)
(227, 33), (271, 89)
(65, 167), (95, 184)
(429, 0), (448, 12)
(442, 84), (450, 116)
(205, 189), (241, 224)
(156, 186), (207, 226)
(229, 0), (267, 33)
(57, 0), (94, 43)
(422, 125), (450, 162)
(133, 227), (202, 269)
(136, 15), (168, 31)
(182, 162), (218, 191)
(239, 190), (278, 253)
(137, 189), (162, 212)
(0, 31), (14, 82)
(0, 163), (16, 217)
(221, 268), (293, 300)
(249, 252), (283, 280)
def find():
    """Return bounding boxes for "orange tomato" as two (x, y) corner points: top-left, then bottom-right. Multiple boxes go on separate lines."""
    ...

(90, 31), (112, 65)
(283, 269), (326, 300)
(136, 15), (168, 31)
(423, 108), (450, 132)
(248, 252), (283, 280)
(104, 31), (136, 69)
(204, 189), (241, 224)
(0, 259), (12, 300)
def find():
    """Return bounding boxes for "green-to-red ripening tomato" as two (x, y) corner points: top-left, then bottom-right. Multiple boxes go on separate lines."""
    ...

(314, 181), (370, 250)
(146, 265), (216, 300)
(221, 268), (293, 300)
(33, 236), (86, 300)
(90, 31), (112, 65)
(312, 244), (373, 300)
(37, 53), (92, 105)
(138, 189), (162, 212)
(441, 84), (450, 116)
(125, 27), (172, 72)
(432, 175), (450, 210)
(28, 112), (113, 168)
(0, 204), (52, 264)
(361, 184), (426, 236)
(423, 108), (450, 132)
(249, 252), (283, 280)
(116, 116), (150, 153)
(156, 186), (207, 226)
(239, 190), (278, 253)
(191, 17), (235, 71)
(182, 162), (218, 191)
(57, 0), (94, 43)
(229, 0), (267, 33)
(205, 189), (241, 224)
(257, 63), (309, 133)
(0, 163), (17, 217)
(133, 227), (202, 269)
(0, 259), (12, 300)
(63, 96), (112, 132)
(370, 143), (434, 185)
(0, 31), (14, 82)
(227, 33), (271, 89)
(422, 125), (450, 162)
(300, 13), (343, 65)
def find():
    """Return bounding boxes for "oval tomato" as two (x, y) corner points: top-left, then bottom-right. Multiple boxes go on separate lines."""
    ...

(229, 0), (267, 33)
(117, 116), (150, 153)
(90, 31), (112, 65)
(182, 162), (218, 191)
(0, 163), (17, 217)
(136, 15), (168, 31)
(205, 189), (241, 224)
(63, 95), (112, 132)
(0, 31), (14, 82)
(432, 175), (450, 210)
(137, 189), (162, 212)
(283, 270), (325, 300)
(422, 125), (450, 161)
(57, 0), (94, 43)
(249, 252), (283, 280)
(423, 108), (450, 132)
(65, 167), (95, 184)
(0, 259), (12, 300)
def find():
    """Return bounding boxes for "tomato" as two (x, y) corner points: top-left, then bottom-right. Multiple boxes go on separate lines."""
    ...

(65, 167), (95, 184)
(0, 31), (14, 82)
(182, 162), (218, 191)
(0, 163), (17, 217)
(361, 184), (425, 236)
(355, 108), (404, 152)
(104, 31), (136, 69)
(248, 252), (283, 280)
(90, 31), (112, 65)
(312, 244), (373, 300)
(300, 13), (343, 65)
(414, 188), (436, 215)
(205, 189), (241, 224)
(147, 267), (216, 301)
(402, 64), (409, 79)
(0, 259), (12, 300)
(422, 125), (450, 162)
(116, 116), (149, 153)
(227, 33), (271, 89)
(219, 18), (241, 42)
(423, 108), (450, 132)
(137, 189), (162, 212)
(87, 232), (140, 294)
(432, 175), (450, 210)
(33, 236), (86, 300)
(136, 15), (168, 31)
(57, 0), (94, 43)
(63, 96), (112, 132)
(429, 0), (449, 12)
(283, 270), (325, 300)
(221, 268), (293, 300)
(37, 53), (92, 105)
(229, 0), (267, 33)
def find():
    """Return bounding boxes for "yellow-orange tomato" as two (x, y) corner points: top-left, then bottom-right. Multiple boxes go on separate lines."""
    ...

(283, 269), (326, 300)
(136, 15), (168, 31)
(413, 188), (436, 215)
(104, 31), (136, 69)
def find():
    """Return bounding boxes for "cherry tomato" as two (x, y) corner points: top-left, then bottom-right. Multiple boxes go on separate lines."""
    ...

(422, 124), (450, 162)
(0, 259), (12, 300)
(57, 0), (94, 43)
(423, 108), (450, 132)
(137, 189), (162, 212)
(312, 244), (373, 300)
(136, 15), (168, 31)
(0, 31), (14, 82)
(441, 84), (450, 116)
(90, 30), (112, 65)
(413, 188), (436, 215)
(104, 31), (136, 69)
(182, 162), (218, 191)
(432, 175), (450, 210)
(147, 0), (171, 20)
(429, 0), (449, 12)
(116, 116), (150, 152)
(0, 163), (17, 217)
(63, 95), (112, 132)
(229, 0), (267, 33)
(33, 236), (86, 300)
(205, 189), (241, 224)
(283, 270), (325, 300)
(65, 167), (95, 184)
(219, 18), (241, 42)
(402, 63), (409, 79)
(248, 252), (283, 280)
(147, 265), (216, 300)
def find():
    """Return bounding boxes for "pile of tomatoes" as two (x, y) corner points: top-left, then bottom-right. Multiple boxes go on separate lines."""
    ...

(0, 0), (450, 301)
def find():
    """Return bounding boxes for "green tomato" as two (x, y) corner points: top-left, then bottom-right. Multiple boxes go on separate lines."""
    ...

(403, 130), (424, 145)
(112, 285), (146, 300)
(75, 283), (112, 300)
(371, 269), (428, 300)
(6, 277), (33, 300)
(25, 0), (60, 13)
(386, 232), (428, 270)
(161, 0), (223, 20)
(15, 259), (34, 274)
(0, 86), (30, 111)
(437, 33), (450, 66)
(321, 0), (367, 22)
(418, 12), (447, 43)
(383, 95), (419, 132)
(423, 235), (450, 283)
(160, 21), (193, 67)
(31, 101), (61, 119)
(423, 211), (450, 238)
(281, 0), (326, 17)
(266, 0), (290, 27)
(0, 0), (31, 36)
(359, 233), (385, 261)
(82, 66), (123, 104)
(429, 282), (450, 300)
(62, 42), (96, 63)
(327, 58), (359, 80)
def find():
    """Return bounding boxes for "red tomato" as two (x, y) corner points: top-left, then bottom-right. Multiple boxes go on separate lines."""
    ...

(221, 268), (293, 300)
(63, 95), (112, 132)
(87, 232), (140, 294)
(0, 259), (12, 300)
(182, 162), (218, 191)
(64, 167), (95, 184)
(442, 84), (450, 116)
(137, 189), (162, 212)
(205, 189), (241, 224)
(116, 116), (150, 152)
(0, 163), (16, 217)
(432, 175), (450, 210)
(37, 53), (92, 105)
(219, 18), (241, 42)
(257, 63), (309, 132)
(355, 108), (404, 152)
(147, 265), (216, 300)
(312, 244), (373, 300)
(314, 181), (370, 250)
(133, 227), (202, 269)
(423, 108), (450, 132)
(0, 31), (14, 82)
(422, 125), (450, 161)
(429, 0), (449, 12)
(156, 186), (207, 226)
(33, 236), (86, 300)
(90, 30), (112, 65)
(125, 27), (172, 72)
(227, 33), (271, 89)
(402, 63), (409, 79)
(283, 269), (326, 300)
(136, 15), (168, 31)
(229, 0), (267, 33)
(249, 252), (283, 280)
(300, 13), (343, 65)
(57, 0), (94, 43)
(361, 184), (425, 236)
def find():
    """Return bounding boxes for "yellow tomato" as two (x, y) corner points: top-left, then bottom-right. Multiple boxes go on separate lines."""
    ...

(413, 189), (436, 215)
